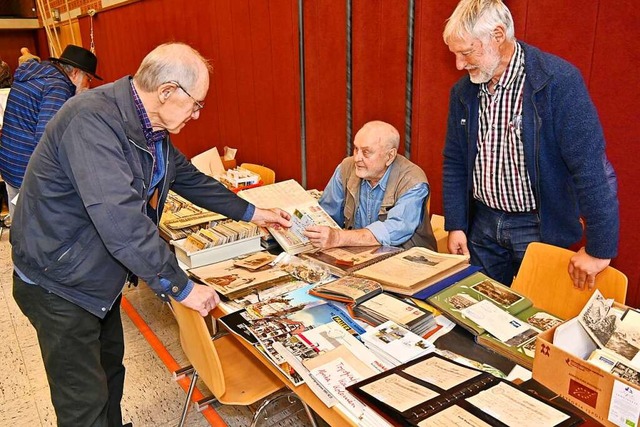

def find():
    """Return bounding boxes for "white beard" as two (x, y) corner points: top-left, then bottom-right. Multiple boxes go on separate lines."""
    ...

(468, 44), (501, 84)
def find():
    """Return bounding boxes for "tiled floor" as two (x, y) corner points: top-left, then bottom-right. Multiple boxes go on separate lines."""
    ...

(0, 227), (315, 427)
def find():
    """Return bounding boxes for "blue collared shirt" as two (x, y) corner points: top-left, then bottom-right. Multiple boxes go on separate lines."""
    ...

(319, 164), (428, 246)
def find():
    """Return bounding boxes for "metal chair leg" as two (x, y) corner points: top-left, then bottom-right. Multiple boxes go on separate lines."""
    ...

(178, 370), (198, 427)
(249, 392), (318, 427)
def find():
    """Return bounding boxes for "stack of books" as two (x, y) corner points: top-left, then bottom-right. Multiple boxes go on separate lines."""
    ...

(309, 276), (436, 336)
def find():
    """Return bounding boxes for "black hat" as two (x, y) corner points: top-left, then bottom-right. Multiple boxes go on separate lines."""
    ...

(52, 44), (102, 80)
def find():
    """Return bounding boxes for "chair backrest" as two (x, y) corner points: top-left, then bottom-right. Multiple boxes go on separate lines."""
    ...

(511, 242), (628, 319)
(170, 300), (226, 397)
(240, 163), (276, 185)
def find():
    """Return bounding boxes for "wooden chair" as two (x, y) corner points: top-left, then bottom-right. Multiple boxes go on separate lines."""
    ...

(240, 163), (276, 185)
(171, 301), (315, 426)
(511, 242), (628, 319)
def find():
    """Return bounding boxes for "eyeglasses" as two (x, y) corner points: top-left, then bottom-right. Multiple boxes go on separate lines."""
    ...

(84, 72), (93, 83)
(166, 80), (204, 112)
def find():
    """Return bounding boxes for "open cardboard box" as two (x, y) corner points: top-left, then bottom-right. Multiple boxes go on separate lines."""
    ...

(533, 305), (640, 427)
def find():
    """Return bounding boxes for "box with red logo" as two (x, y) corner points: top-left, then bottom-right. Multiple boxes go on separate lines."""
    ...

(533, 317), (640, 427)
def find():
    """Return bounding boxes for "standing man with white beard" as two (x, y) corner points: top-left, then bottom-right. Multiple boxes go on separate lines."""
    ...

(441, 0), (618, 289)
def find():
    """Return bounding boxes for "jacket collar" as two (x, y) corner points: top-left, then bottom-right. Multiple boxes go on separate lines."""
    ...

(112, 76), (148, 150)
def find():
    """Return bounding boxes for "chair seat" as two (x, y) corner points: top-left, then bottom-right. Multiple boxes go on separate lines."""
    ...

(215, 335), (283, 405)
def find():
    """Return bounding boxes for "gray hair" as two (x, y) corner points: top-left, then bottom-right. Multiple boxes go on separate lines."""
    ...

(58, 63), (75, 75)
(133, 42), (212, 92)
(443, 0), (515, 45)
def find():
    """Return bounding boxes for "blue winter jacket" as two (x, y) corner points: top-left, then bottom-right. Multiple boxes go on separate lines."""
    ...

(0, 60), (75, 188)
(443, 42), (619, 259)
(11, 76), (252, 318)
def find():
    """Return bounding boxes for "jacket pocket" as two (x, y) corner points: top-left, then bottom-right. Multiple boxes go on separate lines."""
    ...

(44, 226), (100, 284)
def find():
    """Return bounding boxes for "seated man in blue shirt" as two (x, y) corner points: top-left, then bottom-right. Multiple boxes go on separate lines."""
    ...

(304, 120), (436, 250)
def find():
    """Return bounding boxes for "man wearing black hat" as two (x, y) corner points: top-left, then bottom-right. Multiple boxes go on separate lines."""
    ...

(0, 44), (101, 223)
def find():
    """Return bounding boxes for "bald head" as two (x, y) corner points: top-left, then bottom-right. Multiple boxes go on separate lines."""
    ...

(133, 42), (211, 94)
(355, 121), (400, 151)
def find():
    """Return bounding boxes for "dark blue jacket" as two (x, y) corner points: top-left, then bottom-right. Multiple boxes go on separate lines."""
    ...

(443, 42), (619, 259)
(0, 60), (75, 188)
(11, 76), (251, 318)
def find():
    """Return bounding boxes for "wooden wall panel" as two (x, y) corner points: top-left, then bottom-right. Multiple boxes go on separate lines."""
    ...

(411, 0), (461, 216)
(303, 1), (347, 191)
(518, 0), (598, 82)
(589, 0), (640, 306)
(352, 0), (408, 150)
(77, 0), (301, 181)
(0, 30), (39, 70)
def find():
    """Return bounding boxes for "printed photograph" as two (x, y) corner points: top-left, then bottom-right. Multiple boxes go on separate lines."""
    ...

(447, 293), (478, 310)
(580, 293), (617, 346)
(611, 362), (640, 386)
(526, 311), (563, 331)
(471, 279), (523, 307)
(521, 337), (537, 358)
(233, 252), (274, 270)
(604, 320), (640, 361)
(403, 254), (440, 266)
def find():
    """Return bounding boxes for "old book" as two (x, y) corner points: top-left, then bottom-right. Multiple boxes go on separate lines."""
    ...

(188, 252), (292, 299)
(353, 246), (469, 296)
(347, 352), (583, 427)
(309, 277), (435, 335)
(300, 245), (404, 276)
(428, 272), (564, 369)
(237, 179), (340, 254)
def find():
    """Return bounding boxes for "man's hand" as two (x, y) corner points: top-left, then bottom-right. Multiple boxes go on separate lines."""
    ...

(251, 207), (292, 228)
(304, 225), (342, 249)
(179, 283), (221, 316)
(448, 230), (470, 255)
(568, 247), (611, 290)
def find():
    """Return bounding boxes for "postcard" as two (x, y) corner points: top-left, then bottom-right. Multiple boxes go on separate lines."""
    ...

(360, 373), (439, 412)
(418, 405), (492, 427)
(233, 252), (275, 270)
(605, 308), (640, 367)
(578, 289), (617, 347)
(471, 279), (524, 308)
(402, 356), (482, 390)
(466, 382), (569, 427)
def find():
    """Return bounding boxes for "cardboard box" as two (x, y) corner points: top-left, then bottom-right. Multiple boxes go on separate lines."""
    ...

(533, 323), (640, 427)
(172, 235), (261, 268)
(190, 147), (226, 177)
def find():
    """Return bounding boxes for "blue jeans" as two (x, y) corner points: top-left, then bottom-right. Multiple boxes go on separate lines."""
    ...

(468, 202), (541, 285)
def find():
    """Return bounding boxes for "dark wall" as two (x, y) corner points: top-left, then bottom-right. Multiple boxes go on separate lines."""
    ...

(76, 0), (639, 306)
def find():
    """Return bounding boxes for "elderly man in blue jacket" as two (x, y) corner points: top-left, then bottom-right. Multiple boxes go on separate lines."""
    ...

(11, 42), (291, 427)
(442, 0), (619, 289)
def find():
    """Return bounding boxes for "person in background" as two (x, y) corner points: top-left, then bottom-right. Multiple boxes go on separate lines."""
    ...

(305, 120), (436, 250)
(0, 44), (101, 222)
(11, 42), (292, 427)
(441, 0), (618, 289)
(18, 47), (40, 64)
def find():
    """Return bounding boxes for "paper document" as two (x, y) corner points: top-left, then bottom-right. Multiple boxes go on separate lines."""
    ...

(461, 299), (535, 343)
